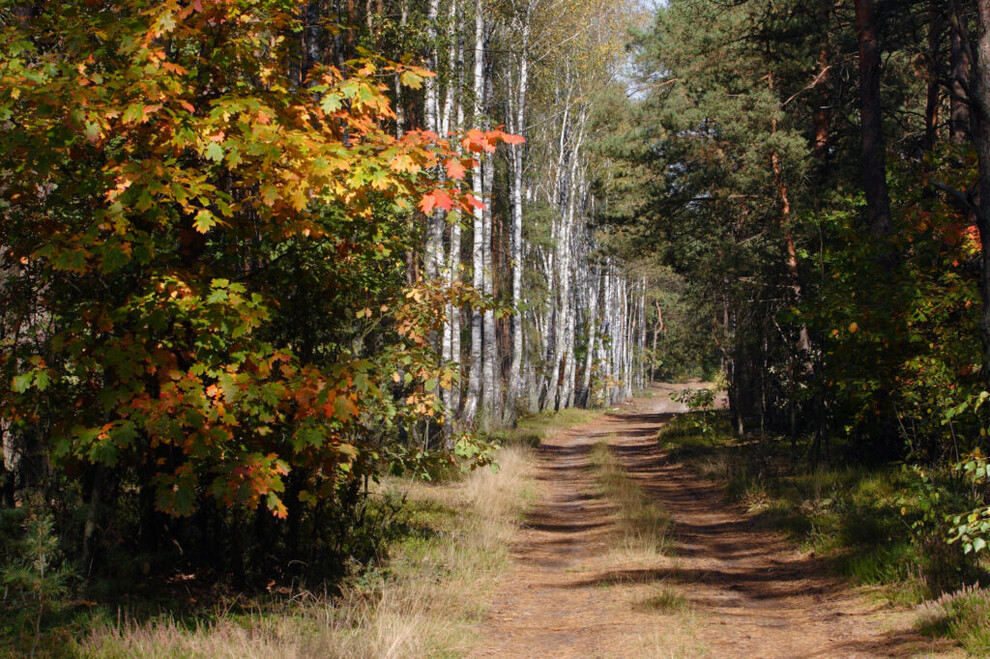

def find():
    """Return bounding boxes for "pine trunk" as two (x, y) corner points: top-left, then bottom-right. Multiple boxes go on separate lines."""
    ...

(854, 0), (894, 237)
(971, 0), (990, 386)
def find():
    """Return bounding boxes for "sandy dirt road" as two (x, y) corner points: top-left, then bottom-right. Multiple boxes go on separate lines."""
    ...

(469, 384), (962, 659)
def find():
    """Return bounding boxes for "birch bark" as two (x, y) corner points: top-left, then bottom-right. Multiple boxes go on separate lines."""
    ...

(423, 0), (444, 280)
(462, 0), (486, 424)
(579, 266), (600, 407)
(442, 0), (463, 431)
(503, 4), (530, 424)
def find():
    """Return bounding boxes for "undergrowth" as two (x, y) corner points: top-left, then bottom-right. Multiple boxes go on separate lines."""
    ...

(2, 405), (613, 657)
(4, 445), (535, 659)
(916, 584), (990, 656)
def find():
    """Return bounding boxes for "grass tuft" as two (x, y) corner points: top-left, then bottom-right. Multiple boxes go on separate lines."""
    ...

(637, 585), (691, 614)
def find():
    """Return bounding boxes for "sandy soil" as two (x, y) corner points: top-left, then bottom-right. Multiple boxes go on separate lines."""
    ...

(469, 384), (963, 659)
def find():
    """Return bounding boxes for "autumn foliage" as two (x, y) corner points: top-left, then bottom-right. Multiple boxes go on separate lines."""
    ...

(0, 0), (517, 579)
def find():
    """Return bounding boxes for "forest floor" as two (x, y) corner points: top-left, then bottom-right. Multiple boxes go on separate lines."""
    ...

(469, 384), (965, 659)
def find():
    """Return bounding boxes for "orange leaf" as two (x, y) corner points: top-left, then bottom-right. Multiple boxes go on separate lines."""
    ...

(464, 193), (486, 211)
(445, 159), (467, 180)
(419, 189), (454, 215)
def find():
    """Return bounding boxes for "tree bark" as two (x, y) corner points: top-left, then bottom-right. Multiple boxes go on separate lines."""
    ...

(579, 267), (600, 407)
(442, 1), (463, 436)
(482, 131), (500, 420)
(925, 3), (943, 152)
(769, 72), (812, 361)
(503, 5), (530, 425)
(952, 14), (973, 143)
(463, 0), (486, 424)
(970, 0), (990, 386)
(854, 0), (894, 237)
(812, 0), (833, 159)
(423, 0), (444, 280)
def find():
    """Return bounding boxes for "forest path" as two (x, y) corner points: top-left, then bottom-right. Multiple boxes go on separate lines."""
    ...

(468, 384), (962, 658)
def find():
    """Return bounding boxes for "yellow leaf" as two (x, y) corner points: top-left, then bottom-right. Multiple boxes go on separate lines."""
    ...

(290, 186), (308, 211)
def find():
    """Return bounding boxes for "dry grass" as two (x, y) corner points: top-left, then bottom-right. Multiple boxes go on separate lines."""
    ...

(590, 441), (673, 561)
(75, 446), (535, 659)
(491, 407), (604, 448)
(627, 621), (707, 659)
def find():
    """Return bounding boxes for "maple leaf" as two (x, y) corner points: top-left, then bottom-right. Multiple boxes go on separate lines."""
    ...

(464, 193), (486, 211)
(390, 153), (421, 174)
(461, 128), (490, 153)
(489, 128), (526, 145)
(419, 189), (454, 215)
(399, 70), (424, 89)
(204, 142), (224, 162)
(193, 209), (216, 233)
(445, 158), (467, 180)
(290, 186), (308, 211)
(260, 184), (278, 206)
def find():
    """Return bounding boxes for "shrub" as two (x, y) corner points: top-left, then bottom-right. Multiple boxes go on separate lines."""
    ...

(916, 584), (990, 656)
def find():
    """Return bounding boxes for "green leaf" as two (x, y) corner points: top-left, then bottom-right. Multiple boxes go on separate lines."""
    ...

(321, 93), (342, 113)
(11, 373), (33, 393)
(33, 370), (50, 391)
(193, 209), (216, 233)
(204, 141), (224, 162)
(399, 70), (424, 89)
(123, 103), (144, 123)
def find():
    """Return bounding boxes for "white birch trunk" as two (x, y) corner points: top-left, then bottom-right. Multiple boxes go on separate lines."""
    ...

(423, 0), (444, 280)
(481, 127), (500, 420)
(395, 2), (409, 137)
(441, 1), (463, 433)
(580, 266), (600, 407)
(503, 7), (530, 424)
(462, 0), (486, 425)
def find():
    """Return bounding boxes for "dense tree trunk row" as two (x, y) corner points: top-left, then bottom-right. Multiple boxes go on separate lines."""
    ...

(415, 0), (647, 431)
